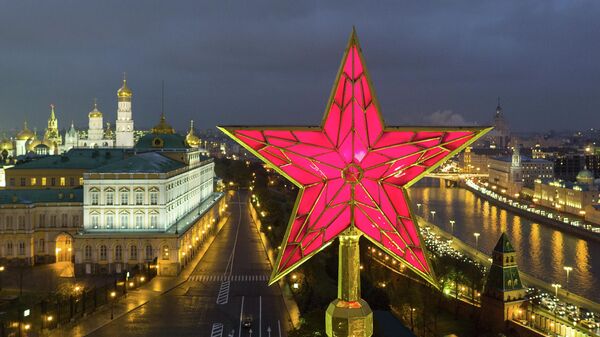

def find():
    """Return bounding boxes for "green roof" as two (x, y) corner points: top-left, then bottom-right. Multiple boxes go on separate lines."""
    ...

(0, 188), (83, 205)
(134, 133), (189, 150)
(485, 264), (523, 292)
(9, 149), (126, 170)
(90, 152), (185, 173)
(493, 232), (515, 253)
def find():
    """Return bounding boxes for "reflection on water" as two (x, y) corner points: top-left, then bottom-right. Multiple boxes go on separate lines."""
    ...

(409, 179), (600, 302)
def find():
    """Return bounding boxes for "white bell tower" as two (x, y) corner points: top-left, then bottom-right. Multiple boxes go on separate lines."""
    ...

(115, 74), (135, 148)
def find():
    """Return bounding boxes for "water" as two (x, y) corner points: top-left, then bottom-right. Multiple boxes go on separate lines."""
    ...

(408, 179), (600, 303)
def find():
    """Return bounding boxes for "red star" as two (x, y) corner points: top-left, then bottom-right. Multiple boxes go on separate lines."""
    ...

(220, 30), (490, 285)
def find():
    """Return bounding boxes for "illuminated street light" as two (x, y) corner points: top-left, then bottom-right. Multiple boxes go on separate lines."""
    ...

(563, 266), (572, 292)
(430, 210), (436, 222)
(416, 203), (422, 212)
(473, 232), (480, 254)
(449, 220), (455, 235)
(551, 283), (561, 297)
(110, 291), (117, 320)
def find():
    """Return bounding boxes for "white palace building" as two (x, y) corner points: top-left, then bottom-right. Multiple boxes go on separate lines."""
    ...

(71, 114), (225, 276)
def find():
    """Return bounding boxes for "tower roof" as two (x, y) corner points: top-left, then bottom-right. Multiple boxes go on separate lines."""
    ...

(151, 114), (175, 135)
(117, 75), (133, 99)
(185, 120), (201, 147)
(89, 101), (103, 118)
(16, 121), (34, 141)
(493, 232), (515, 253)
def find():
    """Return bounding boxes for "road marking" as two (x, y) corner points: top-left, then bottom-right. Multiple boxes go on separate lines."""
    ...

(211, 323), (224, 337)
(189, 274), (269, 282)
(278, 320), (281, 337)
(259, 296), (262, 337)
(216, 280), (230, 305)
(238, 296), (245, 337)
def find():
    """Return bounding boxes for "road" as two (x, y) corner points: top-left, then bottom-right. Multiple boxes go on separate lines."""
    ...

(88, 190), (290, 337)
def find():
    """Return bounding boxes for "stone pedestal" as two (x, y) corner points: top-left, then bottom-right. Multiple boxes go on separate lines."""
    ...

(325, 230), (373, 337)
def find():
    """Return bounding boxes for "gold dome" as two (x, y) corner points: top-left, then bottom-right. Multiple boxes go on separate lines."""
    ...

(27, 131), (41, 152)
(88, 102), (103, 118)
(151, 114), (175, 134)
(16, 121), (35, 141)
(185, 120), (201, 147)
(117, 78), (133, 99)
(0, 137), (13, 151)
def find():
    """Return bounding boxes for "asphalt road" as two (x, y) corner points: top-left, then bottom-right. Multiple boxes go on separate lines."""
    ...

(88, 190), (290, 337)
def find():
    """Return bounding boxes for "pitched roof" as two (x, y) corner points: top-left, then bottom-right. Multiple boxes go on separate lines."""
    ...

(90, 152), (185, 174)
(9, 148), (126, 170)
(134, 133), (189, 150)
(0, 188), (83, 205)
(493, 232), (515, 253)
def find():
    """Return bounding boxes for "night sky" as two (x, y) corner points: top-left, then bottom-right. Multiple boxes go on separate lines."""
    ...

(1, 1), (599, 134)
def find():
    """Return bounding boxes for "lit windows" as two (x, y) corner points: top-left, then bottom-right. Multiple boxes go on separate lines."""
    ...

(60, 177), (66, 186)
(91, 215), (99, 229)
(150, 192), (158, 205)
(91, 191), (99, 205)
(120, 214), (129, 229)
(100, 245), (107, 260)
(41, 177), (47, 186)
(136, 192), (144, 205)
(31, 177), (37, 186)
(135, 214), (143, 229)
(106, 214), (114, 229)
(162, 246), (169, 260)
(150, 215), (158, 229)
(121, 192), (129, 205)
(106, 192), (114, 205)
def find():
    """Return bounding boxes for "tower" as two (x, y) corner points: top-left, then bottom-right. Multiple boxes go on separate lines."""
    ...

(492, 98), (510, 148)
(88, 101), (104, 143)
(481, 233), (526, 332)
(64, 121), (78, 151)
(115, 75), (134, 148)
(44, 104), (62, 145)
(15, 121), (34, 156)
(510, 145), (523, 195)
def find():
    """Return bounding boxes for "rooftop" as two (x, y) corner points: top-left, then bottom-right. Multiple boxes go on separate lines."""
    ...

(9, 148), (126, 170)
(0, 188), (83, 205)
(90, 152), (185, 174)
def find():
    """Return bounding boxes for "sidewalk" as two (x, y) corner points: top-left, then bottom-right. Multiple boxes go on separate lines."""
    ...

(47, 214), (229, 337)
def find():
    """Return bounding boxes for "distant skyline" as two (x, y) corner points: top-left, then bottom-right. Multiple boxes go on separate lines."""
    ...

(1, 1), (600, 134)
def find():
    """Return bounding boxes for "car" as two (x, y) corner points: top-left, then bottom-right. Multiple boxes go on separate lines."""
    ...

(580, 320), (597, 329)
(242, 315), (253, 329)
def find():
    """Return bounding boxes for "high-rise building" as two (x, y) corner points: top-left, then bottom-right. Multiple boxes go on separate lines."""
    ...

(115, 76), (134, 148)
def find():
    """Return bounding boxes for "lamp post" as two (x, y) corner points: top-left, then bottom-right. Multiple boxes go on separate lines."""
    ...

(110, 291), (116, 320)
(416, 203), (422, 213)
(0, 266), (4, 292)
(473, 233), (480, 254)
(563, 266), (572, 295)
(551, 283), (561, 334)
(449, 220), (455, 236)
(430, 210), (436, 222)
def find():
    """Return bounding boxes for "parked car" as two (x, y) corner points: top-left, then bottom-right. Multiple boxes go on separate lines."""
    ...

(580, 320), (597, 329)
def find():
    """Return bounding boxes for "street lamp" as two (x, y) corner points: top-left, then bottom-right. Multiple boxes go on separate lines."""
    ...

(551, 283), (561, 298)
(449, 220), (455, 235)
(430, 210), (436, 222)
(416, 203), (422, 213)
(0, 265), (4, 292)
(110, 291), (116, 320)
(473, 233), (480, 256)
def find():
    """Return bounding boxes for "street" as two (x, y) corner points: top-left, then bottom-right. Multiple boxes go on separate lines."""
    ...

(87, 190), (290, 337)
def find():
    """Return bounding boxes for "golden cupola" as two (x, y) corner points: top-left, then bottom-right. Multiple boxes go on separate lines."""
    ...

(117, 76), (133, 101)
(0, 134), (13, 151)
(185, 120), (201, 147)
(151, 113), (176, 135)
(88, 101), (103, 118)
(27, 130), (42, 151)
(16, 121), (35, 141)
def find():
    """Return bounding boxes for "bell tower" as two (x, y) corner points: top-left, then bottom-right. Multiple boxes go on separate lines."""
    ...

(115, 74), (134, 148)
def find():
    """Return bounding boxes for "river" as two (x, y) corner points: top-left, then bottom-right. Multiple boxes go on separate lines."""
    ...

(408, 179), (600, 303)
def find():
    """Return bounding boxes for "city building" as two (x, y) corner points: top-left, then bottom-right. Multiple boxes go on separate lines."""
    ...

(77, 101), (115, 149)
(72, 114), (225, 276)
(4, 148), (126, 189)
(477, 100), (511, 149)
(488, 146), (554, 193)
(553, 153), (600, 182)
(533, 167), (598, 216)
(481, 233), (526, 332)
(459, 147), (509, 174)
(0, 188), (83, 265)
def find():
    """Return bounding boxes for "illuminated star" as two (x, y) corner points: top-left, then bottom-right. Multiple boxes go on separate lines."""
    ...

(220, 29), (490, 285)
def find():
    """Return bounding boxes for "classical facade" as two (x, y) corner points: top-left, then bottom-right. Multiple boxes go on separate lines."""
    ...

(0, 189), (83, 266)
(73, 115), (224, 276)
(489, 147), (554, 194)
(534, 167), (598, 215)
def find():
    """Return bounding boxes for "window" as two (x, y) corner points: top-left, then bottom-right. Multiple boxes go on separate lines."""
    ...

(39, 214), (46, 228)
(84, 245), (92, 260)
(79, 177), (83, 185)
(121, 192), (128, 205)
(6, 242), (13, 256)
(145, 245), (153, 260)
(51, 177), (56, 186)
(100, 245), (107, 260)
(50, 215), (57, 227)
(135, 192), (144, 205)
(20, 178), (26, 186)
(162, 246), (169, 260)
(91, 192), (99, 205)
(135, 214), (143, 229)
(69, 177), (75, 186)
(9, 178), (15, 186)
(106, 192), (114, 205)
(115, 245), (122, 261)
(31, 177), (37, 186)
(150, 192), (158, 205)
(41, 177), (47, 186)
(91, 215), (99, 229)
(61, 214), (68, 227)
(72, 215), (79, 227)
(38, 239), (45, 253)
(120, 214), (128, 229)
(18, 241), (25, 255)
(60, 177), (66, 186)
(150, 215), (158, 229)
(6, 216), (12, 230)
(18, 216), (25, 230)
(130, 246), (137, 260)
(106, 214), (114, 229)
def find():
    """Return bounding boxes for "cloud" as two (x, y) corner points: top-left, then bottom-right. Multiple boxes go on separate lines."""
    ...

(423, 110), (475, 126)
